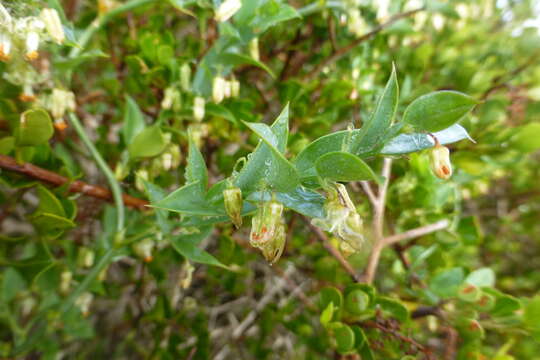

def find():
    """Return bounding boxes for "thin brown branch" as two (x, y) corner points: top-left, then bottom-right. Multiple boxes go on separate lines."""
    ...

(303, 8), (424, 81)
(359, 181), (377, 207)
(303, 217), (362, 282)
(363, 158), (392, 284)
(0, 154), (148, 209)
(384, 219), (450, 246)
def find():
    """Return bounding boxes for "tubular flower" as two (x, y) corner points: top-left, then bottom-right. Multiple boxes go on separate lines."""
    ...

(212, 76), (226, 104)
(215, 0), (242, 23)
(312, 183), (364, 251)
(223, 185), (243, 228)
(250, 199), (287, 264)
(0, 32), (11, 61)
(430, 145), (452, 180)
(40, 8), (64, 44)
(193, 96), (205, 121)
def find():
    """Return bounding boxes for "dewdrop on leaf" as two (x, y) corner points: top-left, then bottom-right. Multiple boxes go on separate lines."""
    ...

(215, 0), (242, 22)
(40, 8), (65, 44)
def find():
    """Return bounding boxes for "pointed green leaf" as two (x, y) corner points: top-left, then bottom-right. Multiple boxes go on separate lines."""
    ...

(122, 95), (145, 144)
(403, 90), (478, 132)
(170, 227), (227, 268)
(381, 124), (472, 155)
(152, 182), (224, 216)
(15, 109), (53, 146)
(353, 66), (399, 154)
(186, 135), (208, 192)
(315, 151), (380, 183)
(128, 126), (166, 158)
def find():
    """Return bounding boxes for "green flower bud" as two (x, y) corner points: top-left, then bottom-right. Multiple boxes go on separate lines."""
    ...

(250, 200), (283, 247)
(223, 186), (243, 228)
(59, 270), (72, 295)
(430, 145), (452, 180)
(180, 63), (192, 92)
(75, 292), (93, 317)
(77, 247), (95, 268)
(260, 221), (286, 265)
(458, 284), (482, 303)
(133, 238), (155, 262)
(249, 37), (259, 61)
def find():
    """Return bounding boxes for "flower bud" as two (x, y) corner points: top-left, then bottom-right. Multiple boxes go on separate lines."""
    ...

(223, 185), (243, 228)
(212, 76), (226, 104)
(430, 145), (452, 180)
(19, 84), (35, 102)
(250, 200), (283, 246)
(25, 31), (40, 61)
(260, 221), (286, 264)
(161, 152), (173, 171)
(347, 9), (368, 37)
(230, 78), (240, 97)
(77, 247), (95, 268)
(214, 0), (242, 23)
(223, 80), (232, 99)
(51, 88), (75, 120)
(249, 37), (259, 61)
(40, 8), (64, 44)
(135, 169), (149, 192)
(0, 32), (11, 62)
(133, 238), (155, 262)
(75, 292), (93, 317)
(59, 270), (72, 295)
(180, 63), (192, 91)
(193, 96), (205, 121)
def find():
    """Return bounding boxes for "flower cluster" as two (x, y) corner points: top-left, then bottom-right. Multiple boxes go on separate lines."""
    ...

(212, 75), (240, 104)
(312, 183), (364, 254)
(250, 199), (287, 264)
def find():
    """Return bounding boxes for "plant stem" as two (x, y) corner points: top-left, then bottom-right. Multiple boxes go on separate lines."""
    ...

(68, 113), (125, 233)
(364, 158), (392, 283)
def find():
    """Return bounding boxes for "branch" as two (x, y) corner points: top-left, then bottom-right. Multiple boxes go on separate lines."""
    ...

(363, 158), (392, 284)
(384, 220), (450, 246)
(304, 217), (363, 282)
(0, 154), (148, 209)
(303, 8), (424, 81)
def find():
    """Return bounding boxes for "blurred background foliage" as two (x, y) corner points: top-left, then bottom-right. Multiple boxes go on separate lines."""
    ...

(0, 0), (539, 359)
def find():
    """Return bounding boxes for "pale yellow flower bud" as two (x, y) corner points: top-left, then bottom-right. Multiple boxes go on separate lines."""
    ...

(193, 96), (205, 121)
(41, 8), (64, 44)
(430, 145), (452, 180)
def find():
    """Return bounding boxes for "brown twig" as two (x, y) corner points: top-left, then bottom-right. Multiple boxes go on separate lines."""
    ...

(304, 217), (362, 282)
(383, 220), (450, 246)
(0, 154), (148, 209)
(303, 8), (424, 81)
(363, 158), (392, 283)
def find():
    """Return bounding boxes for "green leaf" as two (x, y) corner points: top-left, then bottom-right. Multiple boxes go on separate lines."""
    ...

(352, 65), (399, 154)
(0, 136), (15, 154)
(524, 296), (540, 332)
(220, 52), (275, 78)
(152, 182), (224, 216)
(376, 297), (409, 323)
(238, 0), (300, 35)
(344, 290), (370, 315)
(320, 302), (335, 327)
(140, 179), (171, 234)
(315, 151), (380, 183)
(206, 103), (238, 124)
(403, 90), (478, 132)
(170, 227), (227, 268)
(381, 124), (472, 155)
(122, 95), (146, 145)
(15, 109), (54, 146)
(319, 287), (343, 312)
(465, 268), (495, 287)
(128, 126), (166, 158)
(35, 185), (66, 218)
(247, 185), (325, 218)
(186, 135), (208, 192)
(235, 106), (299, 192)
(429, 267), (464, 298)
(511, 123), (540, 152)
(330, 322), (355, 354)
(1, 267), (27, 303)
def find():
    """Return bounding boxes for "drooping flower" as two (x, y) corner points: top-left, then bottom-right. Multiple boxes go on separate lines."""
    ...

(40, 8), (64, 44)
(250, 198), (287, 264)
(223, 184), (243, 228)
(0, 32), (12, 61)
(312, 183), (364, 252)
(193, 96), (205, 121)
(215, 0), (242, 23)
(430, 145), (452, 180)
